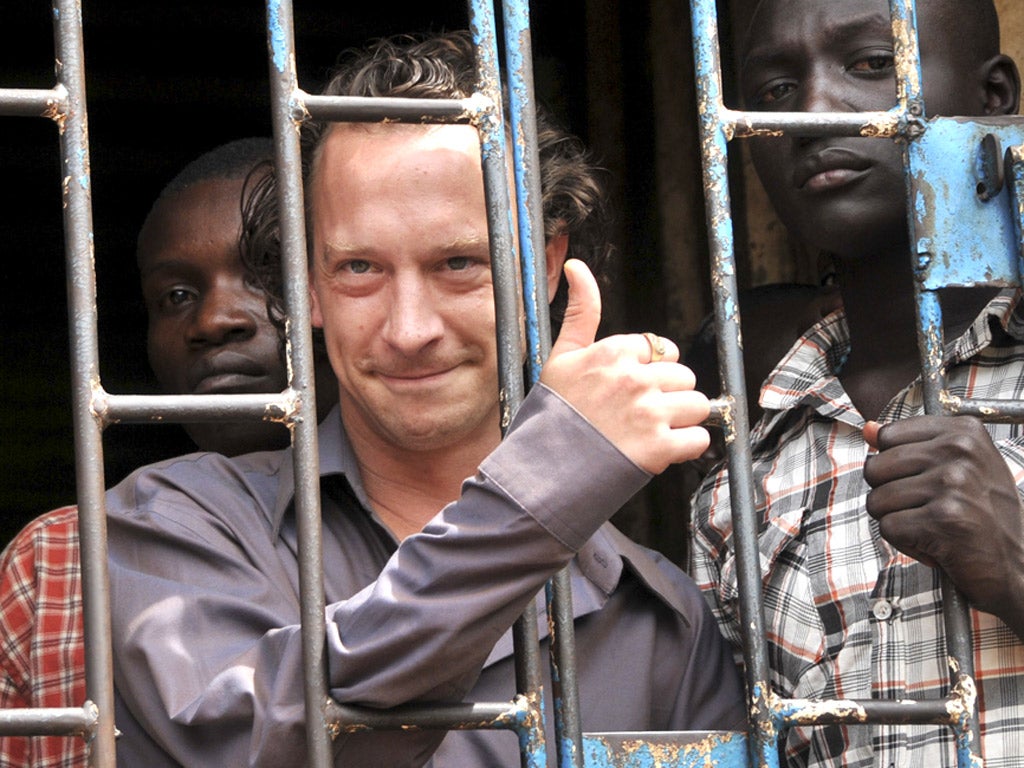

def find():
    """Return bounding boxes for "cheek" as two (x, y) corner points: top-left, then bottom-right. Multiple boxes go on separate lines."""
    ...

(146, 326), (185, 384)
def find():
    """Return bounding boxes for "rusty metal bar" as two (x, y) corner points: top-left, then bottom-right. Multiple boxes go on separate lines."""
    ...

(0, 704), (98, 737)
(469, 2), (550, 765)
(688, 2), (775, 767)
(499, 2), (584, 766)
(93, 391), (296, 424)
(52, 0), (118, 764)
(891, 0), (982, 759)
(301, 92), (476, 123)
(263, 1), (333, 765)
(0, 85), (66, 117)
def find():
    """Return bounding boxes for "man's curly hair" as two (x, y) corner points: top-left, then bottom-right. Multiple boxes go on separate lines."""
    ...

(241, 30), (612, 336)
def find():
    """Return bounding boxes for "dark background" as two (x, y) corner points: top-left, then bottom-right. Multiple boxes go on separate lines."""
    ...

(2, 1), (688, 549)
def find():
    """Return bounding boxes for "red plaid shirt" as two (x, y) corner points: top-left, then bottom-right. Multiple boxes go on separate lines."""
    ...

(692, 292), (1024, 768)
(0, 506), (87, 766)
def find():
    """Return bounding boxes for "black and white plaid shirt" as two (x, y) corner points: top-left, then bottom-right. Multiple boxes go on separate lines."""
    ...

(692, 291), (1024, 768)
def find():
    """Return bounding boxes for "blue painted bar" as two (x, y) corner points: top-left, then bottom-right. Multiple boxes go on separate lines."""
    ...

(582, 731), (748, 768)
(910, 119), (1024, 290)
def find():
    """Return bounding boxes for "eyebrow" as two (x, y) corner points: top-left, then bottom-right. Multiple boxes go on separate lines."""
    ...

(742, 11), (893, 72)
(320, 235), (492, 262)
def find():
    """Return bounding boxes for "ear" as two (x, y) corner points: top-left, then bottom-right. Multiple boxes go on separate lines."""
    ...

(309, 273), (325, 329)
(544, 233), (569, 299)
(982, 54), (1020, 116)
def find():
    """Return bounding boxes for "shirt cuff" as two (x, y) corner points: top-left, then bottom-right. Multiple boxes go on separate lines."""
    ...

(478, 383), (651, 551)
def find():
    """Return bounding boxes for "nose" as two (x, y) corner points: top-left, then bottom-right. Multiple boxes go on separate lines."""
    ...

(188, 279), (261, 347)
(793, 64), (853, 145)
(381, 273), (445, 355)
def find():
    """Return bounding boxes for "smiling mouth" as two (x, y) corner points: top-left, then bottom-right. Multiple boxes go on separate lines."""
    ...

(375, 364), (462, 389)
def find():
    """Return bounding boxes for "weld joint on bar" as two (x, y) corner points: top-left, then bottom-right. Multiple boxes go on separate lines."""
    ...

(275, 386), (302, 425)
(465, 91), (499, 132)
(48, 83), (70, 129)
(289, 88), (311, 127)
(89, 381), (112, 428)
(705, 396), (731, 430)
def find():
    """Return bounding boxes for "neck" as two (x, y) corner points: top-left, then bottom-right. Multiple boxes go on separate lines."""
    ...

(834, 251), (996, 419)
(342, 413), (502, 542)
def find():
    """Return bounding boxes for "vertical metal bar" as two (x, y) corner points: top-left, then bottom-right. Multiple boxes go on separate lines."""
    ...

(689, 1), (778, 766)
(469, 0), (528, 422)
(500, 2), (584, 766)
(52, 0), (117, 764)
(468, 3), (548, 767)
(263, 2), (332, 766)
(892, 1), (982, 761)
(502, 0), (552, 371)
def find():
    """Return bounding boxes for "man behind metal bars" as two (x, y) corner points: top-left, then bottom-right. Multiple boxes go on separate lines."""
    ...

(0, 138), (339, 767)
(103, 31), (746, 767)
(691, 0), (1024, 765)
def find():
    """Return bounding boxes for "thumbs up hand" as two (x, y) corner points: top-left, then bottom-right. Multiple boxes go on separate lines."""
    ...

(540, 260), (710, 474)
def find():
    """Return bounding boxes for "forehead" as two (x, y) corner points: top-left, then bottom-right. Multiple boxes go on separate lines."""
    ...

(740, 0), (893, 56)
(314, 123), (482, 185)
(137, 177), (245, 267)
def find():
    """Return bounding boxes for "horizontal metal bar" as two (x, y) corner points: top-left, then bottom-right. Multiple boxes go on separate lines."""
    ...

(0, 85), (66, 118)
(299, 92), (486, 125)
(0, 703), (98, 737)
(325, 699), (526, 733)
(775, 697), (956, 727)
(940, 394), (1024, 421)
(725, 108), (903, 139)
(92, 390), (298, 425)
(583, 731), (747, 767)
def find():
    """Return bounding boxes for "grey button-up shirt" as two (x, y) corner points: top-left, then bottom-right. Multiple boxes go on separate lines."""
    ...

(107, 385), (745, 766)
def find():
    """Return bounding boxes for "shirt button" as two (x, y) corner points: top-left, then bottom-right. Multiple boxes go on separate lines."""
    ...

(872, 599), (894, 621)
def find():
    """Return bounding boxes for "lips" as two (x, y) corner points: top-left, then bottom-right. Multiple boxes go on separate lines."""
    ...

(187, 351), (275, 395)
(793, 147), (872, 191)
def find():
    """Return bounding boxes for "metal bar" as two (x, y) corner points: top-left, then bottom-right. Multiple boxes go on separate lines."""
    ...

(50, 0), (118, 764)
(325, 699), (527, 732)
(727, 108), (902, 139)
(502, 0), (552, 371)
(0, 705), (98, 737)
(0, 86), (67, 118)
(500, 1), (583, 766)
(688, 2), (776, 766)
(774, 696), (959, 727)
(893, 0), (982, 760)
(301, 92), (477, 123)
(263, 1), (333, 766)
(93, 391), (296, 424)
(467, 4), (548, 767)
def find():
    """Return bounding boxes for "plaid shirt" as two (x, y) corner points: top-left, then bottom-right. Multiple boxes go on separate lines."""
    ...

(0, 506), (88, 767)
(691, 291), (1024, 768)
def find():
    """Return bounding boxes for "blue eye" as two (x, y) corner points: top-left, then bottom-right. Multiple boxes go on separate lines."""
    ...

(447, 256), (471, 271)
(344, 260), (372, 274)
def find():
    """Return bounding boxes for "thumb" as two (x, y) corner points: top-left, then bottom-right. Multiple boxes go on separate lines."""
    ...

(550, 259), (601, 356)
(863, 420), (881, 450)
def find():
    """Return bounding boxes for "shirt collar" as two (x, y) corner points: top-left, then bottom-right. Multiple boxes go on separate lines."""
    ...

(270, 405), (369, 536)
(758, 288), (1023, 423)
